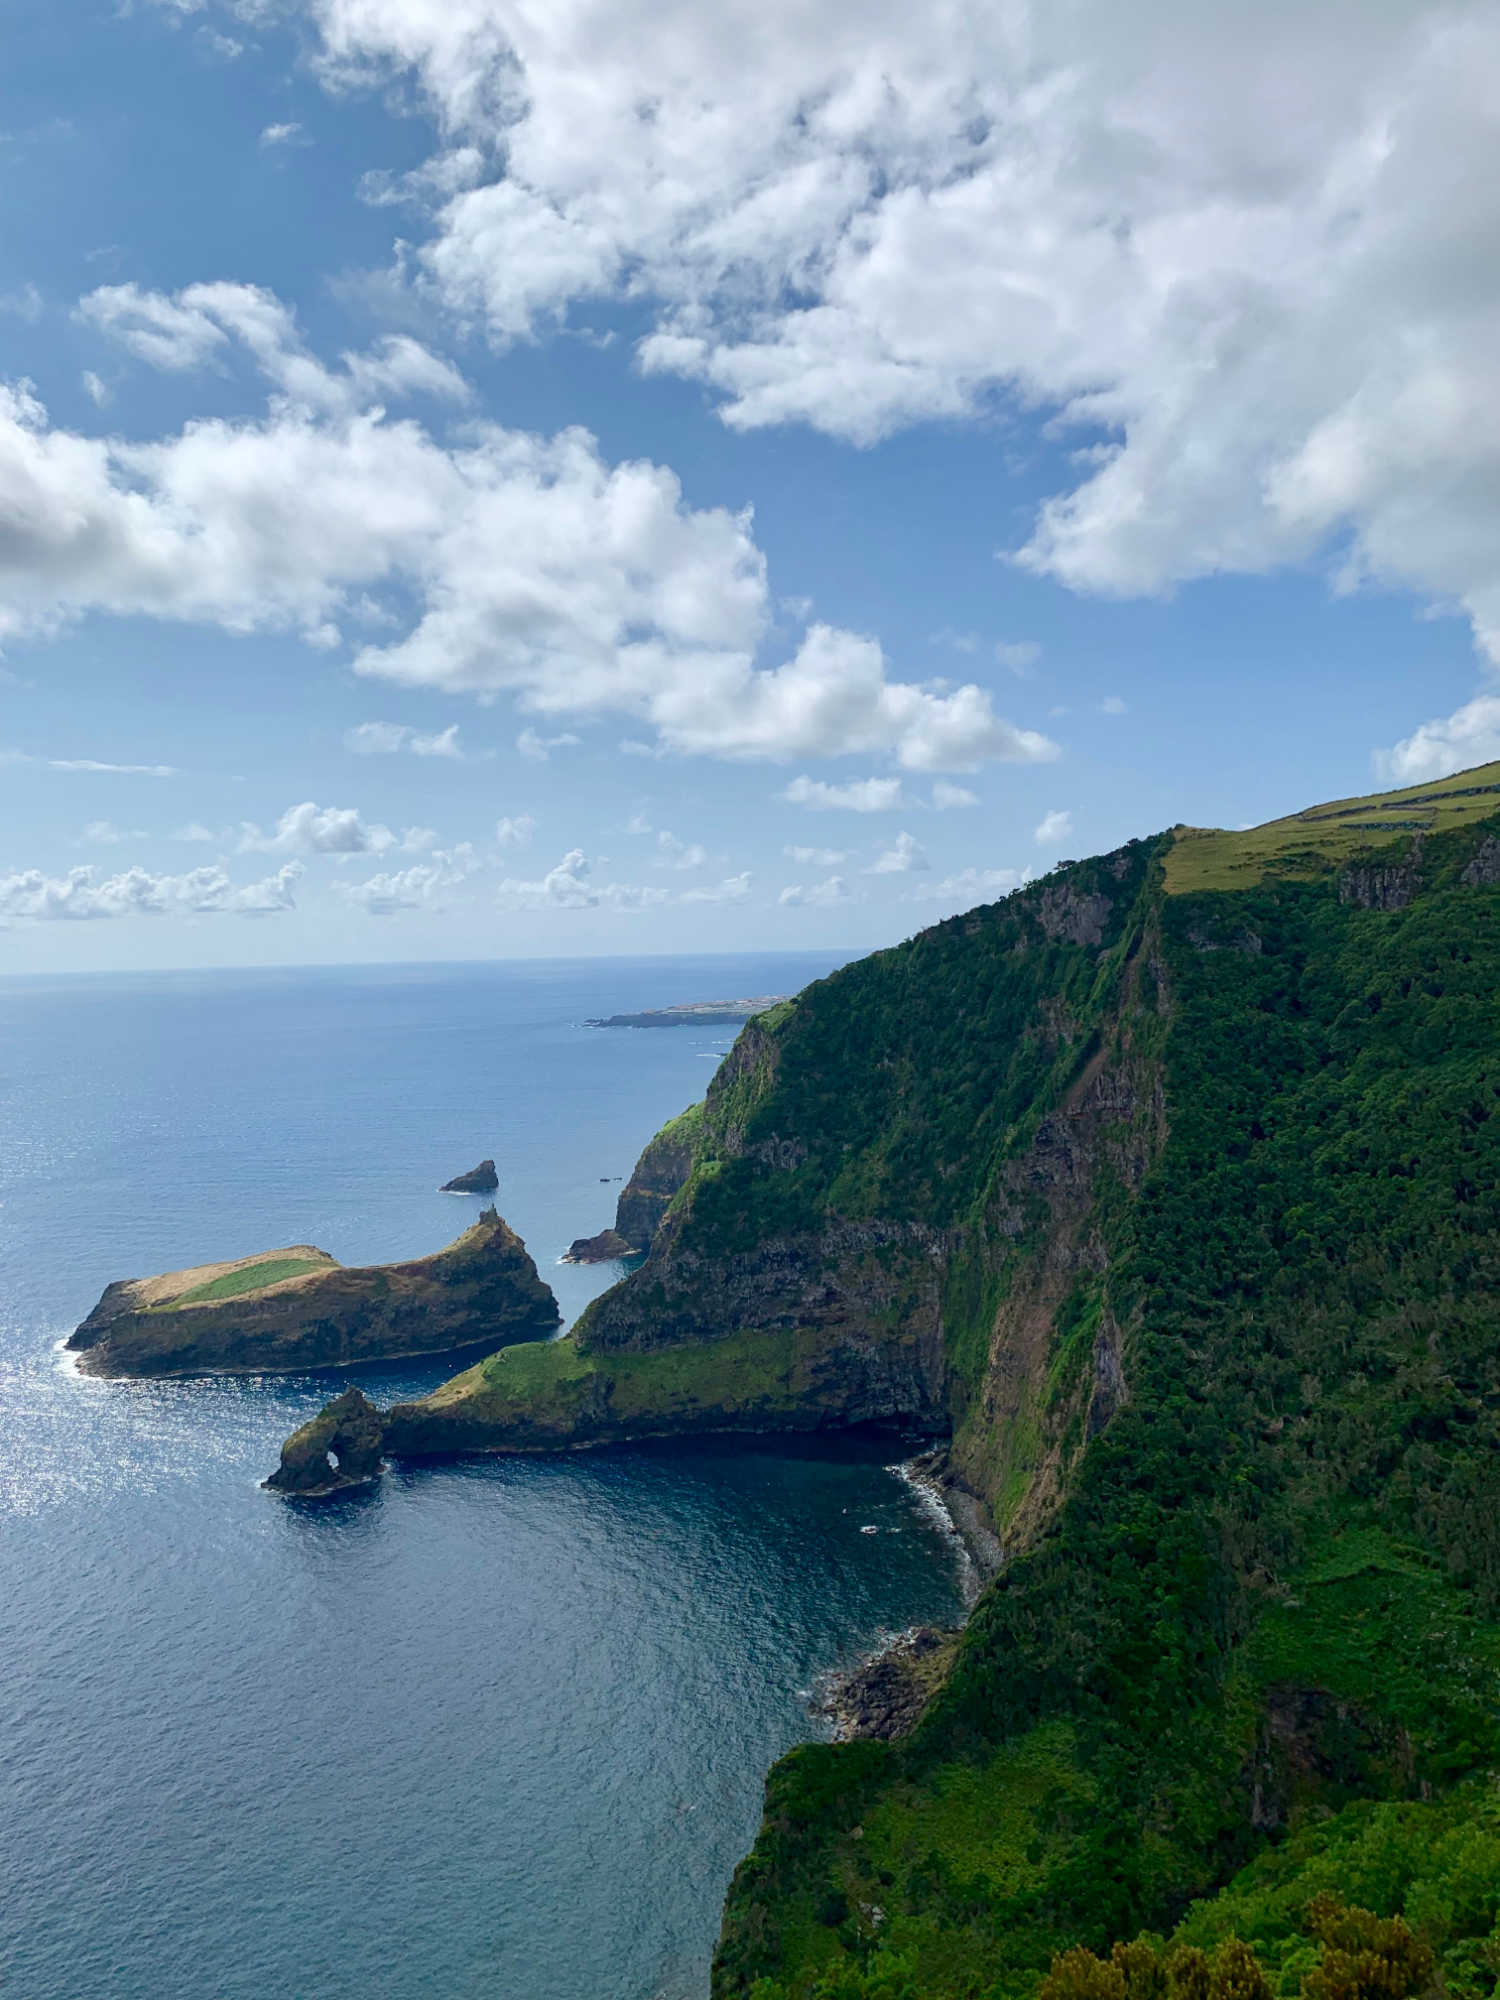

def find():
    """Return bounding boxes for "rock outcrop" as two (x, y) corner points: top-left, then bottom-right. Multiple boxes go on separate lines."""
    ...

(440, 1159), (499, 1193)
(564, 1228), (636, 1263)
(70, 1208), (558, 1378)
(264, 1386), (386, 1496)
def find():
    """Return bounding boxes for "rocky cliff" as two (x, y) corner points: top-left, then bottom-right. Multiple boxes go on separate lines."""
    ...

(70, 1207), (558, 1377)
(269, 760), (1500, 2000)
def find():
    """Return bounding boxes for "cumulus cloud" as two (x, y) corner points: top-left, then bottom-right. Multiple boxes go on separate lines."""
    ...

(932, 781), (977, 809)
(1374, 694), (1500, 783)
(495, 848), (667, 912)
(868, 831), (929, 874)
(0, 334), (1049, 771)
(259, 122), (307, 148)
(0, 861), (301, 923)
(655, 830), (707, 870)
(335, 843), (478, 912)
(283, 0), (1500, 665)
(346, 719), (463, 756)
(1034, 808), (1073, 846)
(236, 800), (427, 855)
(78, 280), (470, 409)
(784, 844), (847, 866)
(779, 875), (853, 907)
(495, 813), (535, 846)
(781, 775), (905, 812)
(681, 871), (751, 903)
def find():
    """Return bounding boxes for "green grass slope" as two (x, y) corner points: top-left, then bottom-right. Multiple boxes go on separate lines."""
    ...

(711, 791), (1500, 1999)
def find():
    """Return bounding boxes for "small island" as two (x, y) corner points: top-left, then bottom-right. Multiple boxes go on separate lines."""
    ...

(585, 995), (788, 1028)
(68, 1207), (559, 1378)
(439, 1158), (499, 1193)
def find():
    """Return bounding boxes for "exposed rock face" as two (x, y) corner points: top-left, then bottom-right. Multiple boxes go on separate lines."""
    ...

(264, 1386), (386, 1496)
(1339, 834), (1425, 910)
(440, 1159), (498, 1193)
(564, 1228), (636, 1263)
(613, 1113), (699, 1248)
(69, 1208), (559, 1377)
(1462, 835), (1500, 887)
(817, 1627), (960, 1742)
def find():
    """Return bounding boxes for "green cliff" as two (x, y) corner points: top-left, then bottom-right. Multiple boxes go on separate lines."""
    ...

(71, 1207), (559, 1376)
(272, 760), (1500, 1997)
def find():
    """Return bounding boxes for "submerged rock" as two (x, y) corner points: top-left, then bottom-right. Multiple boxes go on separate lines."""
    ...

(264, 1386), (387, 1497)
(440, 1159), (499, 1193)
(68, 1207), (559, 1378)
(564, 1228), (636, 1263)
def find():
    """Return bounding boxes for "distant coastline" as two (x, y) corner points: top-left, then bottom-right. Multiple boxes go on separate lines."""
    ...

(586, 994), (789, 1028)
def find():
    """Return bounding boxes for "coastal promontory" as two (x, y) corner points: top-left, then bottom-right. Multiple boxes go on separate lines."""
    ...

(68, 1207), (559, 1377)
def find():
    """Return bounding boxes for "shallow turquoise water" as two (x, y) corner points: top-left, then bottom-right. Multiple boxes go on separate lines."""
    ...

(0, 956), (965, 2000)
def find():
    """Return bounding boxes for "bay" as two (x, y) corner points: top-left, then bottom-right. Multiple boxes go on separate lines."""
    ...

(0, 955), (965, 2000)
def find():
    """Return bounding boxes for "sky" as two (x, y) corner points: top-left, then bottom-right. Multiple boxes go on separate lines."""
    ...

(3, 0), (1500, 972)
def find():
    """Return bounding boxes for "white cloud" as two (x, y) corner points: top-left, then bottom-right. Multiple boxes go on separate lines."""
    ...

(908, 865), (1026, 909)
(1034, 808), (1073, 845)
(335, 843), (478, 913)
(287, 0), (1500, 667)
(868, 830), (929, 874)
(172, 822), (218, 843)
(259, 122), (307, 148)
(517, 727), (581, 762)
(1, 748), (178, 776)
(0, 861), (301, 924)
(784, 844), (847, 866)
(681, 871), (751, 903)
(655, 830), (707, 870)
(77, 820), (145, 845)
(932, 780), (977, 809)
(781, 775), (906, 812)
(495, 848), (667, 912)
(0, 337), (1050, 772)
(1374, 693), (1500, 783)
(236, 800), (426, 855)
(81, 371), (109, 408)
(495, 813), (535, 847)
(346, 719), (463, 757)
(0, 284), (44, 325)
(995, 642), (1041, 675)
(779, 874), (853, 907)
(1100, 696), (1127, 716)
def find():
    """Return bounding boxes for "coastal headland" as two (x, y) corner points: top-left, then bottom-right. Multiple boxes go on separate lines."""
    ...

(69, 1207), (559, 1377)
(269, 759), (1500, 2000)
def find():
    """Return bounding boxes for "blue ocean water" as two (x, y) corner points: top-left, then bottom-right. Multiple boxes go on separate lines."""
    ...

(0, 955), (966, 2000)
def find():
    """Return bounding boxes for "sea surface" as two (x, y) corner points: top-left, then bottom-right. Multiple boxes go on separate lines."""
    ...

(0, 955), (966, 2000)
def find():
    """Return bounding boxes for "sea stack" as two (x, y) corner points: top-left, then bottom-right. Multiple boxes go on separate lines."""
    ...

(564, 1227), (636, 1263)
(263, 1386), (387, 1497)
(440, 1159), (499, 1193)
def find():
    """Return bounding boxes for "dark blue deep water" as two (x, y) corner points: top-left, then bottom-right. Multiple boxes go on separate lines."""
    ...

(0, 956), (965, 2000)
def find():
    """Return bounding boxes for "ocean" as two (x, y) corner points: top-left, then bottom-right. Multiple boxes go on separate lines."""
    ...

(0, 954), (966, 2000)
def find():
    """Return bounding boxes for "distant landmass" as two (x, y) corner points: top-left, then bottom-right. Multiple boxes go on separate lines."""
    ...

(586, 995), (789, 1028)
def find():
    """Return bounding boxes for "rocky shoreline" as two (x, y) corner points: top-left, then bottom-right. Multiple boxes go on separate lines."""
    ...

(811, 1450), (1004, 1742)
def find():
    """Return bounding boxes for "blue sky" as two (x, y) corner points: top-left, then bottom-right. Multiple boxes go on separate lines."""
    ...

(3, 0), (1499, 972)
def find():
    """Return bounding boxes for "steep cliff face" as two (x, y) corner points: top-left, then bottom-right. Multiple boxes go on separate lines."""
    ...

(268, 760), (1500, 2000)
(611, 1101), (703, 1247)
(71, 1208), (559, 1376)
